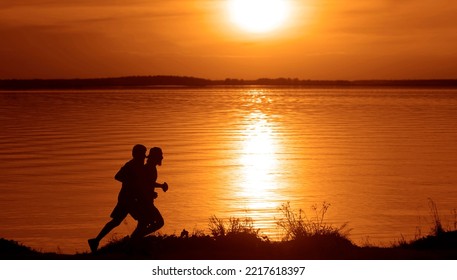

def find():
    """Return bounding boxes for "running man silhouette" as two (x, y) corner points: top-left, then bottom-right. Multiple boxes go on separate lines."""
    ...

(88, 144), (147, 253)
(130, 147), (168, 241)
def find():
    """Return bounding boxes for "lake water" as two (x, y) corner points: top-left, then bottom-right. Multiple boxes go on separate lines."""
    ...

(1, 88), (457, 254)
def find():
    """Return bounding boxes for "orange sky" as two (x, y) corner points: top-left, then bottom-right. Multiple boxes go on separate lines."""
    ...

(1, 0), (457, 80)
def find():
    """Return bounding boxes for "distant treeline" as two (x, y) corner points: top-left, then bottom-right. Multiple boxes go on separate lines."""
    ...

(1, 75), (457, 90)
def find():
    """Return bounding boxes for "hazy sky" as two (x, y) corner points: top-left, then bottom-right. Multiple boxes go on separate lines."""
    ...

(1, 0), (457, 80)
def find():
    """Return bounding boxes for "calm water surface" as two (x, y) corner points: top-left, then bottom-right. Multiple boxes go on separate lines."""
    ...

(1, 88), (457, 253)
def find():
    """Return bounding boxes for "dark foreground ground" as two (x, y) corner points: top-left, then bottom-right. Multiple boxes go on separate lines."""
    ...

(2, 231), (457, 260)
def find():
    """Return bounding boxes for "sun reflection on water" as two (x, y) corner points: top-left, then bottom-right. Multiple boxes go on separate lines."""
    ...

(240, 112), (278, 196)
(233, 91), (287, 237)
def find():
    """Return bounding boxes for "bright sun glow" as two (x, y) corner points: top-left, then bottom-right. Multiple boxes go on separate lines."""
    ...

(227, 0), (292, 33)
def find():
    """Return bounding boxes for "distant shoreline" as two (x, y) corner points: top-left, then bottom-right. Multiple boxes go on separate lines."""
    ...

(2, 75), (457, 90)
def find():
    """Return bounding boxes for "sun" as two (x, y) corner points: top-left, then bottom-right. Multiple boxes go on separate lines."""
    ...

(227, 0), (292, 34)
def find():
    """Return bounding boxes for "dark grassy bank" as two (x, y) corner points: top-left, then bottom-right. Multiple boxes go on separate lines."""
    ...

(2, 231), (457, 260)
(2, 202), (457, 260)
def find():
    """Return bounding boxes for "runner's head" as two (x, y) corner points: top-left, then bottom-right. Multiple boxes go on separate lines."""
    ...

(132, 144), (147, 160)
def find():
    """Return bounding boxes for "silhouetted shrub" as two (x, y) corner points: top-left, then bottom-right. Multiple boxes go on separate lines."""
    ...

(276, 202), (351, 241)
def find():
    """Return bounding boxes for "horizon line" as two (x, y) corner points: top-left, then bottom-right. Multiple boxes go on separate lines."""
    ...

(2, 75), (457, 90)
(2, 74), (457, 81)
